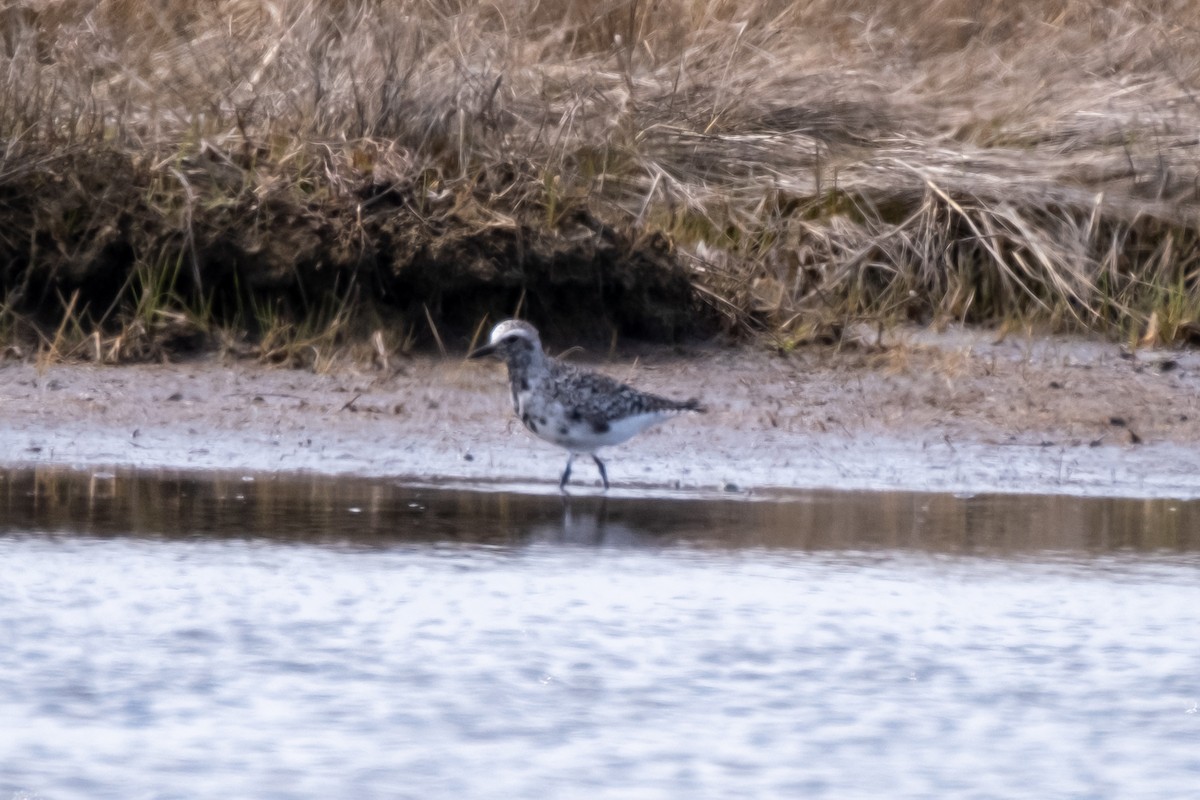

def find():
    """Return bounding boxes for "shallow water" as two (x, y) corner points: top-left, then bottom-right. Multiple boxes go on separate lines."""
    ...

(2, 469), (1199, 799)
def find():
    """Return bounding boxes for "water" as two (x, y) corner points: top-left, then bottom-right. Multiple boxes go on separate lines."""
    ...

(2, 469), (1199, 799)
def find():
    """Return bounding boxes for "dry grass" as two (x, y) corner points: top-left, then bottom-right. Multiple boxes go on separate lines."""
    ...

(3, 0), (1200, 360)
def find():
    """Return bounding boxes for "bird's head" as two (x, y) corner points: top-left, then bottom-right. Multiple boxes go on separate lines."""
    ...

(468, 319), (543, 362)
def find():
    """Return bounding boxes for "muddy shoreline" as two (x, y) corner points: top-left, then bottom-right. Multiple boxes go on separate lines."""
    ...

(3, 328), (1199, 500)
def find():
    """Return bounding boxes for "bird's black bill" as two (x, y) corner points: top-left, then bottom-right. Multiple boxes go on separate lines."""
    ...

(468, 344), (497, 359)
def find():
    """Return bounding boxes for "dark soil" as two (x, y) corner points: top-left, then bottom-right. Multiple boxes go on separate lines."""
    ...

(0, 145), (707, 350)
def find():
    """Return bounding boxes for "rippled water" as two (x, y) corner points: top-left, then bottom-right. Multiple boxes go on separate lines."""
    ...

(2, 469), (1199, 799)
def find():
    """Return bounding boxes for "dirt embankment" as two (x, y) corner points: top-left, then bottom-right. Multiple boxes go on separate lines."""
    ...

(0, 146), (702, 353)
(3, 328), (1199, 499)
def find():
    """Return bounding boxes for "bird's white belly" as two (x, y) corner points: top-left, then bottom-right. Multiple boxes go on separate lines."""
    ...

(516, 391), (672, 453)
(560, 411), (673, 451)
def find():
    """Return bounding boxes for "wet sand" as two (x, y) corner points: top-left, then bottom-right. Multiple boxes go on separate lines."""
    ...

(2, 327), (1199, 499)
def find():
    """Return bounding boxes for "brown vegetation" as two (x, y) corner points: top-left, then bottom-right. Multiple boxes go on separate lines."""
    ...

(2, 0), (1200, 362)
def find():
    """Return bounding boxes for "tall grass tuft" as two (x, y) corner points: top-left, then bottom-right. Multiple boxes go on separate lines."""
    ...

(2, 0), (1200, 357)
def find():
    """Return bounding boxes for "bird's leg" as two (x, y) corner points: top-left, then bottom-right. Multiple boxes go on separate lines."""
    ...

(559, 453), (576, 491)
(591, 454), (609, 491)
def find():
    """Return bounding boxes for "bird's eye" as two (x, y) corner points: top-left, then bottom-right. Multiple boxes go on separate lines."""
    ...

(503, 334), (519, 343)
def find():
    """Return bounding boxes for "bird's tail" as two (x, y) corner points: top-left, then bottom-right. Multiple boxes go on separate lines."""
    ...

(682, 397), (707, 413)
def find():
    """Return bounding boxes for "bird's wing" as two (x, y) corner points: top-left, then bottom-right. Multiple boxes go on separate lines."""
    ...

(547, 361), (687, 421)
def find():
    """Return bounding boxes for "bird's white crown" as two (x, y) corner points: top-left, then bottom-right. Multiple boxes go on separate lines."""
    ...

(488, 319), (541, 347)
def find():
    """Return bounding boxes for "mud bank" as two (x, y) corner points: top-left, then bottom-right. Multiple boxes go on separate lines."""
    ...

(2, 328), (1199, 500)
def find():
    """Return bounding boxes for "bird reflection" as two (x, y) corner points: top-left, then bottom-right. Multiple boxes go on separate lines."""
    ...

(522, 494), (653, 546)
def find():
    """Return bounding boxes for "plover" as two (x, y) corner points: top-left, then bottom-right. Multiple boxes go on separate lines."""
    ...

(469, 319), (705, 490)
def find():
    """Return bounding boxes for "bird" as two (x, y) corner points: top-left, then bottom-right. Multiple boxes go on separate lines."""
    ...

(469, 319), (705, 491)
